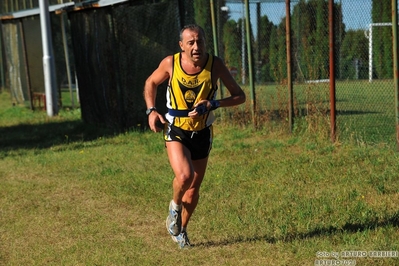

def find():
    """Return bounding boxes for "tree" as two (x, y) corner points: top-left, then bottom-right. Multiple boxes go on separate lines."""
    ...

(340, 30), (369, 79)
(269, 19), (287, 82)
(222, 20), (241, 74)
(291, 0), (330, 80)
(193, 0), (227, 56)
(194, 0), (213, 53)
(257, 15), (275, 82)
(271, 0), (344, 82)
(371, 0), (392, 79)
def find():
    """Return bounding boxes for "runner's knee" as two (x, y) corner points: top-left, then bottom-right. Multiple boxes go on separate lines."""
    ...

(176, 172), (194, 189)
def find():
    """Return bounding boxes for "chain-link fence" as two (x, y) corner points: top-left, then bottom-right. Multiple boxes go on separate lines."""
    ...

(0, 0), (397, 145)
(224, 0), (396, 145)
(1, 8), (74, 109)
(67, 0), (194, 129)
(0, 0), (82, 100)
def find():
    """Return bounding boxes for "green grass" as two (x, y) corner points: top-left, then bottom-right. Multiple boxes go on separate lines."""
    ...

(237, 79), (395, 144)
(1, 90), (399, 265)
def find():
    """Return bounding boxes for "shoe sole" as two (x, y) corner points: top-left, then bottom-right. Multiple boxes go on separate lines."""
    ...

(169, 229), (185, 248)
(170, 233), (191, 249)
(166, 216), (180, 237)
(170, 234), (178, 243)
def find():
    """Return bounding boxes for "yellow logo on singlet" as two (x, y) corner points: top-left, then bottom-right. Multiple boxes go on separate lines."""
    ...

(184, 90), (196, 103)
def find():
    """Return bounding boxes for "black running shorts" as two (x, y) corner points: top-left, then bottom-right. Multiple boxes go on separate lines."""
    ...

(164, 124), (213, 160)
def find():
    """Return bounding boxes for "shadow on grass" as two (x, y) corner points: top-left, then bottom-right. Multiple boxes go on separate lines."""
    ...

(195, 212), (399, 247)
(226, 108), (379, 125)
(0, 120), (121, 153)
(336, 110), (380, 116)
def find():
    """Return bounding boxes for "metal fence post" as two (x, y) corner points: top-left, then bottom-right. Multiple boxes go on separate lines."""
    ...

(329, 0), (336, 142)
(0, 25), (4, 90)
(392, 0), (399, 150)
(286, 0), (293, 133)
(244, 0), (256, 127)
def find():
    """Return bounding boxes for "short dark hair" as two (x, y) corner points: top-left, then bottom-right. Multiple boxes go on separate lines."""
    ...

(180, 24), (206, 41)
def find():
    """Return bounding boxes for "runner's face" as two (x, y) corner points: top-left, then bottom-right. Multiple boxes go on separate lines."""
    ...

(179, 29), (206, 62)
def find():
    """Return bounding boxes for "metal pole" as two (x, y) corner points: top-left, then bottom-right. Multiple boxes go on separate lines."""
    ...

(0, 24), (5, 89)
(39, 0), (58, 116)
(339, 0), (342, 79)
(61, 12), (74, 108)
(256, 2), (260, 84)
(210, 0), (218, 57)
(241, 3), (246, 85)
(244, 0), (256, 127)
(286, 0), (294, 133)
(210, 0), (226, 122)
(216, 1), (224, 99)
(20, 21), (33, 110)
(329, 0), (336, 142)
(392, 0), (399, 150)
(369, 24), (373, 82)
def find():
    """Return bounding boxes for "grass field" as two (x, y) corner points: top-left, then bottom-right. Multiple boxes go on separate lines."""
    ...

(1, 89), (399, 265)
(238, 79), (396, 145)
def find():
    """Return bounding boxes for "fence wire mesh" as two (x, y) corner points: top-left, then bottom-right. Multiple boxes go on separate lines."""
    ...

(68, 1), (192, 129)
(2, 20), (27, 103)
(222, 0), (396, 144)
(2, 12), (72, 109)
(0, 0), (397, 145)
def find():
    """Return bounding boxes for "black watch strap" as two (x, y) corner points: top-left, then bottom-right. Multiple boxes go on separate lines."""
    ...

(146, 107), (157, 115)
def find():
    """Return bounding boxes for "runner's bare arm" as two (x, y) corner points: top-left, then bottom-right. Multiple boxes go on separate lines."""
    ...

(143, 56), (173, 131)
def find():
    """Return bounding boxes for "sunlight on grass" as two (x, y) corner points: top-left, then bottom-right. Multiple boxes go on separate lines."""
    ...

(1, 90), (399, 265)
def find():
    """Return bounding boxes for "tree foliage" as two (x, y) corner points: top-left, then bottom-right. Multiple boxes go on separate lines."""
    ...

(256, 0), (344, 82)
(269, 20), (287, 82)
(340, 30), (369, 79)
(222, 20), (241, 70)
(193, 0), (227, 56)
(371, 0), (392, 79)
(1, 0), (393, 86)
(257, 15), (275, 83)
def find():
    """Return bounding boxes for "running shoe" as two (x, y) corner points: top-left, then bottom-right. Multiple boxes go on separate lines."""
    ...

(171, 231), (191, 249)
(165, 200), (181, 236)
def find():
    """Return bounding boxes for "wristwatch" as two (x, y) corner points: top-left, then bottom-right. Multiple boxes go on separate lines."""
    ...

(209, 100), (220, 111)
(146, 107), (157, 115)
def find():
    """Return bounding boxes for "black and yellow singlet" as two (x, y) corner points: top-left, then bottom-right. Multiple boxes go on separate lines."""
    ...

(165, 52), (218, 131)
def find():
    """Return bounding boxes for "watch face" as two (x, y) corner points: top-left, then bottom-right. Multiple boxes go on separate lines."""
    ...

(146, 107), (156, 115)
